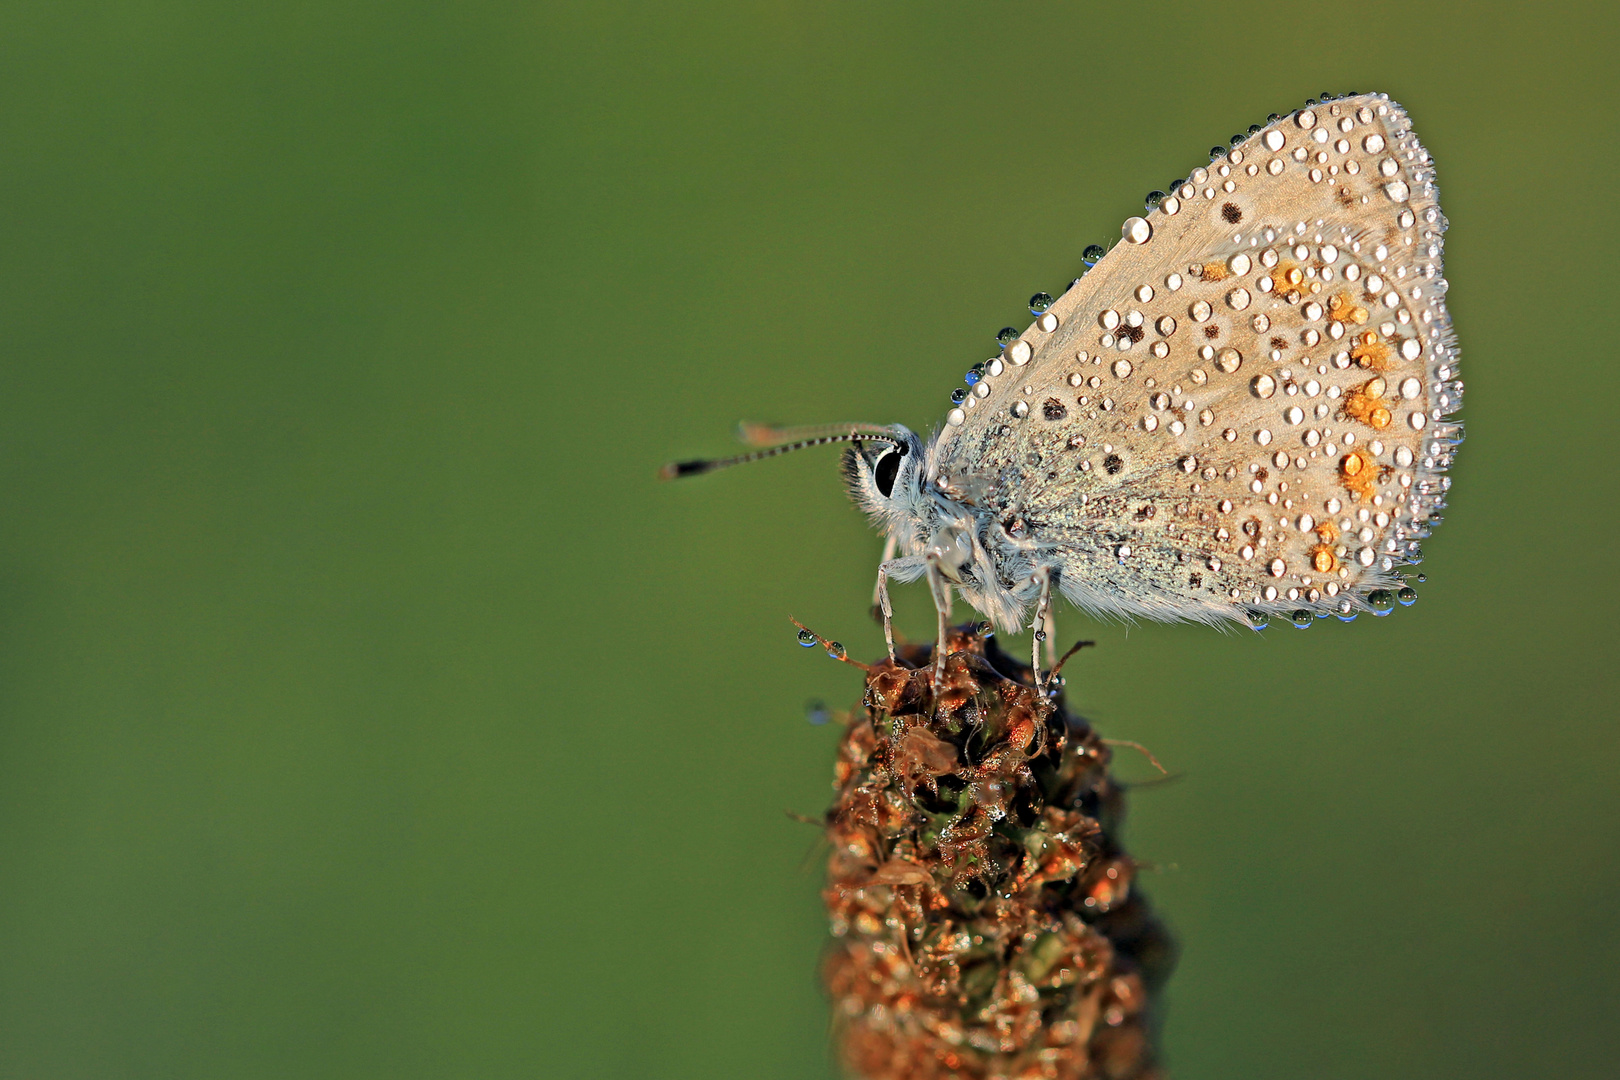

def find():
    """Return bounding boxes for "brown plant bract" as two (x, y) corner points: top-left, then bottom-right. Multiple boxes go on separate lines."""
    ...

(823, 627), (1174, 1080)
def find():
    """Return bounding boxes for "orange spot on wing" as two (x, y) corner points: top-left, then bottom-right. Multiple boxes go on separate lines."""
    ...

(1271, 262), (1308, 302)
(1342, 377), (1392, 429)
(1328, 291), (1368, 325)
(1309, 521), (1340, 574)
(1338, 448), (1377, 501)
(1350, 330), (1392, 372)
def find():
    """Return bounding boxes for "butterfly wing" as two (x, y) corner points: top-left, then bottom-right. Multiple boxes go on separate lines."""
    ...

(933, 94), (1458, 625)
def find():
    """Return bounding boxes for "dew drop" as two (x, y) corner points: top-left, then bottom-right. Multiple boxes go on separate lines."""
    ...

(997, 327), (1019, 346)
(1029, 293), (1054, 315)
(1082, 244), (1106, 266)
(1367, 590), (1395, 615)
(825, 641), (847, 659)
(1398, 586), (1418, 606)
(797, 628), (817, 647)
(1291, 610), (1314, 628)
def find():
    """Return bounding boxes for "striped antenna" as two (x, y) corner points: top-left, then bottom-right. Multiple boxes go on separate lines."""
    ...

(660, 428), (898, 481)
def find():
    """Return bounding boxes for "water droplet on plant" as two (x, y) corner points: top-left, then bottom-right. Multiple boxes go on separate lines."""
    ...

(825, 641), (846, 660)
(1082, 244), (1105, 267)
(1144, 190), (1167, 211)
(996, 327), (1019, 347)
(1291, 610), (1313, 628)
(1398, 586), (1418, 606)
(1029, 292), (1054, 314)
(797, 628), (817, 647)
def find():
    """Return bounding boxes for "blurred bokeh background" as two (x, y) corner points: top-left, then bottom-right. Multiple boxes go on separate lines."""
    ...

(0, 2), (1615, 1077)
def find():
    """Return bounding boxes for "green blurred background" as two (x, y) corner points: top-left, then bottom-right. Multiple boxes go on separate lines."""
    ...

(0, 2), (1615, 1077)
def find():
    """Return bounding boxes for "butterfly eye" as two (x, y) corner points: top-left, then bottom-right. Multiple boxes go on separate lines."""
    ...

(873, 449), (902, 498)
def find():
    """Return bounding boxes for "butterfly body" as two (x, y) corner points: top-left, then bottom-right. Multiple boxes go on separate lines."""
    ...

(842, 93), (1459, 636)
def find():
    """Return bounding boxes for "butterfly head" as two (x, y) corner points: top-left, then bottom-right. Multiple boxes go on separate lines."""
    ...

(840, 425), (931, 533)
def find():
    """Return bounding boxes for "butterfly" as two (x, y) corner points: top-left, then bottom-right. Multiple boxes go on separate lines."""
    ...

(666, 93), (1461, 683)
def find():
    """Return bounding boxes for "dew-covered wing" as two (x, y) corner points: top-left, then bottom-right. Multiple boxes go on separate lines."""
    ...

(933, 93), (1460, 624)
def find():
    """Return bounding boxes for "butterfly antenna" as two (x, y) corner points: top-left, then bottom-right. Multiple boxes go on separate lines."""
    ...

(659, 429), (899, 480)
(736, 421), (897, 448)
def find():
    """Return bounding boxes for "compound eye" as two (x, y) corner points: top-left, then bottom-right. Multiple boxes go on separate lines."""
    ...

(873, 449), (901, 498)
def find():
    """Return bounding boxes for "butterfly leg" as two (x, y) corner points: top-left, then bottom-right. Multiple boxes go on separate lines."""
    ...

(873, 558), (899, 664)
(870, 534), (898, 622)
(923, 552), (953, 687)
(1042, 589), (1057, 669)
(1031, 568), (1053, 690)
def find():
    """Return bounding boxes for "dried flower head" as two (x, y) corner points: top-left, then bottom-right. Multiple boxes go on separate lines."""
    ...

(821, 626), (1174, 1079)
